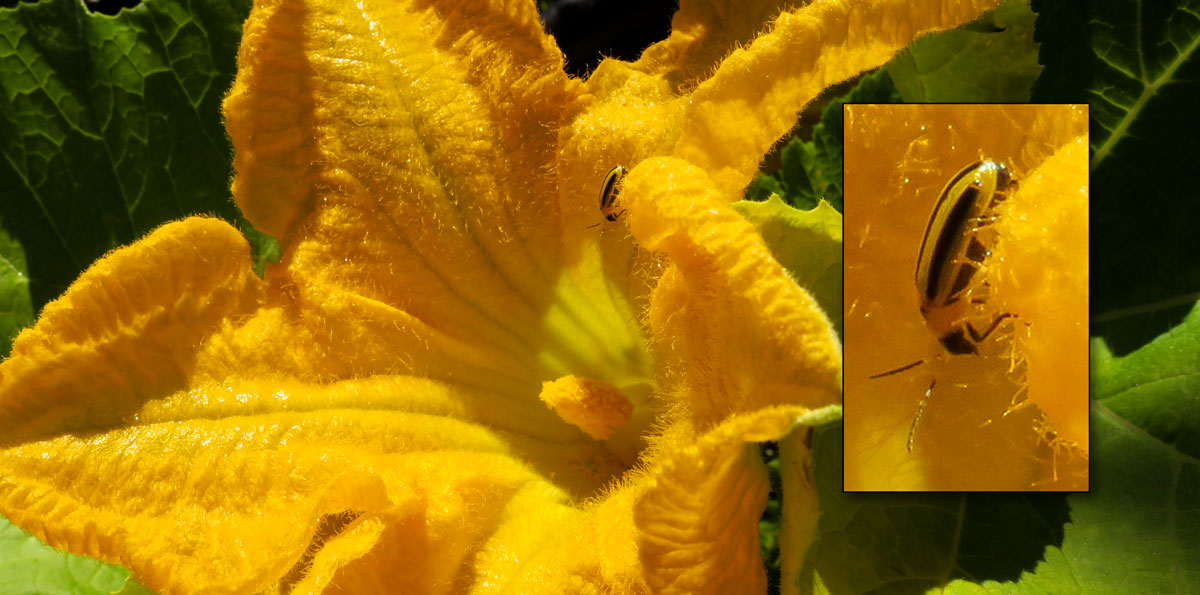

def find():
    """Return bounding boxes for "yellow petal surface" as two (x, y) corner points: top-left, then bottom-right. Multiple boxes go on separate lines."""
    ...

(565, 0), (1000, 217)
(0, 218), (263, 445)
(224, 0), (620, 390)
(634, 0), (801, 88)
(1, 0), (996, 591)
(673, 0), (1002, 196)
(622, 157), (842, 429)
(991, 133), (1090, 489)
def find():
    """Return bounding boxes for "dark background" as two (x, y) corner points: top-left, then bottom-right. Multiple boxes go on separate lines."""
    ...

(1, 0), (680, 78)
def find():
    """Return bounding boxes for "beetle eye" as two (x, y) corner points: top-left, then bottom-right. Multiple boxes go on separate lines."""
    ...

(995, 163), (1013, 188)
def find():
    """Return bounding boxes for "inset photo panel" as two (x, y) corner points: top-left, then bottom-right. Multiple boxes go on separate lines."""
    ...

(843, 104), (1088, 492)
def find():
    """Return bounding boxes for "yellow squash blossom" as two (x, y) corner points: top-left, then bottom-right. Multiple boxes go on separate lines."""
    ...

(0, 0), (996, 592)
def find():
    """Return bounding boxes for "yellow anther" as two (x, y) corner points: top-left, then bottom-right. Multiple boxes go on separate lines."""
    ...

(538, 375), (633, 441)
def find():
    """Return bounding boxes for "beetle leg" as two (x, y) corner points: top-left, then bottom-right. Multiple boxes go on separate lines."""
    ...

(907, 379), (936, 453)
(965, 312), (1015, 343)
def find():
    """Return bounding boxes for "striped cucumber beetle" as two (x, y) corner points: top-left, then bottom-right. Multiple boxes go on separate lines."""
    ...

(871, 159), (1018, 452)
(588, 165), (627, 228)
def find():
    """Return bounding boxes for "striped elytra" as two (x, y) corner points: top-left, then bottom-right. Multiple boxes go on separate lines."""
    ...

(598, 165), (627, 223)
(914, 159), (1016, 354)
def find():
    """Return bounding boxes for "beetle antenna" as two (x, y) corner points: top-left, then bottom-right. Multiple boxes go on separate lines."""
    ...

(868, 359), (925, 379)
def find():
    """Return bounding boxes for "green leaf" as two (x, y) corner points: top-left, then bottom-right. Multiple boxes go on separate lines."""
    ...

(759, 443), (783, 595)
(0, 0), (259, 590)
(733, 197), (842, 341)
(0, 516), (154, 595)
(940, 321), (1200, 593)
(797, 422), (1071, 593)
(740, 193), (843, 595)
(0, 0), (257, 314)
(237, 217), (282, 279)
(1092, 303), (1200, 463)
(0, 220), (33, 358)
(1032, 0), (1200, 354)
(746, 68), (899, 213)
(794, 312), (1200, 593)
(887, 0), (1041, 102)
(746, 172), (784, 203)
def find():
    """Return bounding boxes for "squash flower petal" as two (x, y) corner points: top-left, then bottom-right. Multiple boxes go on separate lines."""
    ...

(0, 0), (997, 592)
